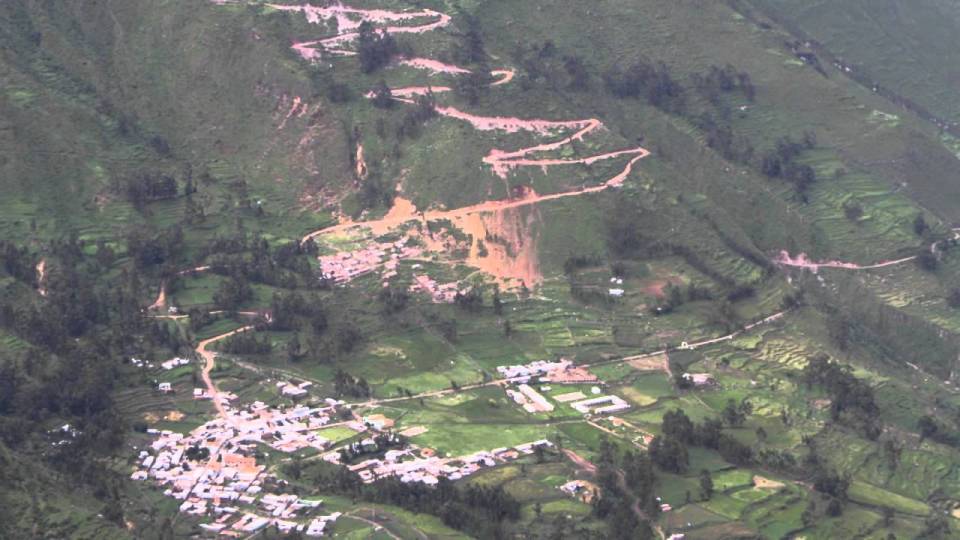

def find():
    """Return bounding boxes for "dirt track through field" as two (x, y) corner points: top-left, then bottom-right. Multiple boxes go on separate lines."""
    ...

(196, 326), (254, 421)
(277, 2), (650, 287)
(774, 231), (959, 273)
(774, 250), (917, 272)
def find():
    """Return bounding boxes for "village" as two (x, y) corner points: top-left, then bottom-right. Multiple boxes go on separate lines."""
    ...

(132, 357), (606, 536)
(317, 235), (466, 303)
(132, 386), (352, 536)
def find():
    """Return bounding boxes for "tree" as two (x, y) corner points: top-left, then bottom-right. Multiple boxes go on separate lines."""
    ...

(883, 438), (901, 470)
(843, 200), (864, 221)
(662, 409), (695, 443)
(723, 399), (745, 427)
(563, 55), (590, 90)
(921, 512), (950, 539)
(813, 469), (850, 500)
(492, 286), (503, 316)
(371, 80), (393, 108)
(827, 316), (851, 350)
(826, 497), (844, 517)
(649, 436), (688, 473)
(213, 274), (253, 310)
(456, 67), (493, 105)
(801, 499), (817, 527)
(357, 21), (398, 73)
(882, 506), (895, 527)
(286, 334), (304, 362)
(947, 288), (960, 309)
(454, 13), (486, 64)
(917, 249), (938, 272)
(699, 469), (714, 500)
(918, 415), (939, 440)
(914, 214), (929, 236)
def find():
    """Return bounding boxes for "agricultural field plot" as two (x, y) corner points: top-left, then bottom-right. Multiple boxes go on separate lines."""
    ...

(7, 0), (960, 538)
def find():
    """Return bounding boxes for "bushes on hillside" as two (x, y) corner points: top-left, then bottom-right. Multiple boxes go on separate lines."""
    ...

(120, 172), (179, 208)
(604, 59), (686, 113)
(760, 134), (818, 198)
(802, 353), (880, 439)
(357, 21), (399, 73)
(691, 63), (755, 103)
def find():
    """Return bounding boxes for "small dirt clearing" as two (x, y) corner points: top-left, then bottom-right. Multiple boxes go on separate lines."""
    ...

(399, 425), (428, 437)
(628, 352), (670, 372)
(753, 475), (785, 489)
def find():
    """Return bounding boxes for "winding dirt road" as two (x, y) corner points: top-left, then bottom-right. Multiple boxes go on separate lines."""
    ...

(279, 2), (650, 285)
(196, 326), (254, 421)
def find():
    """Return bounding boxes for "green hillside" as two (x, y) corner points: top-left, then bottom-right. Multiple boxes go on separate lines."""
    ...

(2, 0), (960, 538)
(749, 0), (960, 126)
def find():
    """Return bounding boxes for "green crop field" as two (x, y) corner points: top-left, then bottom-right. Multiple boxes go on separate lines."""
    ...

(4, 0), (960, 538)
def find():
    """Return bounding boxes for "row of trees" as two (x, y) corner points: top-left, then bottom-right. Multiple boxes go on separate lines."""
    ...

(287, 460), (520, 537)
(220, 331), (272, 355)
(654, 408), (756, 473)
(120, 172), (179, 208)
(604, 59), (686, 114)
(760, 133), (818, 197)
(592, 437), (659, 539)
(691, 63), (755, 103)
(332, 368), (371, 398)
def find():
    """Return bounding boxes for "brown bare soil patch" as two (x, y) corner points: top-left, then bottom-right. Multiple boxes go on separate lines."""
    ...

(554, 391), (587, 403)
(753, 475), (785, 489)
(642, 277), (682, 298)
(143, 412), (160, 424)
(812, 398), (832, 410)
(164, 410), (185, 422)
(628, 352), (669, 372)
(399, 426), (428, 437)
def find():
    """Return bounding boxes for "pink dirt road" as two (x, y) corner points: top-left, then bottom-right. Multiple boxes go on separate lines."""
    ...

(274, 2), (651, 265)
(268, 3), (451, 59)
(774, 250), (917, 273)
(197, 326), (254, 421)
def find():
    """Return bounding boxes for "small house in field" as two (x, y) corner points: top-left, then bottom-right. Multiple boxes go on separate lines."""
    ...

(681, 373), (716, 387)
(363, 414), (395, 430)
(158, 382), (173, 393)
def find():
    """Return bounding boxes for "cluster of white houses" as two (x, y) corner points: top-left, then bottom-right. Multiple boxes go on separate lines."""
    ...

(161, 357), (191, 370)
(318, 237), (422, 284)
(132, 396), (355, 536)
(496, 359), (574, 381)
(340, 439), (555, 485)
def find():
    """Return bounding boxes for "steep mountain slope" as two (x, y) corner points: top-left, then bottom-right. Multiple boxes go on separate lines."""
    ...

(749, 0), (960, 126)
(3, 1), (960, 539)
